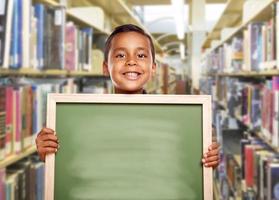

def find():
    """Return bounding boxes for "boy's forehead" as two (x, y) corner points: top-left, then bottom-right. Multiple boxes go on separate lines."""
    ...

(110, 32), (151, 49)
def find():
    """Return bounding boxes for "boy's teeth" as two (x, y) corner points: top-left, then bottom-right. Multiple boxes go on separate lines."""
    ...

(125, 72), (139, 79)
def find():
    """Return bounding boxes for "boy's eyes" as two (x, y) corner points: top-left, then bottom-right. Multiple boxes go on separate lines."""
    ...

(137, 53), (147, 59)
(115, 53), (125, 58)
(114, 53), (147, 59)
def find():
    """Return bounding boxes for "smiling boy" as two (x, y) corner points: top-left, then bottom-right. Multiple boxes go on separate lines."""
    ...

(36, 24), (220, 168)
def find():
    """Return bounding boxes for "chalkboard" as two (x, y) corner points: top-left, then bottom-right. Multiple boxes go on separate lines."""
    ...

(45, 94), (212, 200)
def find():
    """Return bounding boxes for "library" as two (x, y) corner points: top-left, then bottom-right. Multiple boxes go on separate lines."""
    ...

(0, 0), (277, 199)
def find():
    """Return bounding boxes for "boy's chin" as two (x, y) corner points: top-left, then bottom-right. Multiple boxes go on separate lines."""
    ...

(115, 86), (144, 94)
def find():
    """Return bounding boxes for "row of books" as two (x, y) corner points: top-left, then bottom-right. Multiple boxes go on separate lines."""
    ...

(241, 136), (279, 200)
(0, 80), (78, 161)
(214, 129), (279, 199)
(202, 2), (278, 74)
(0, 156), (45, 200)
(209, 76), (279, 148)
(0, 0), (97, 72)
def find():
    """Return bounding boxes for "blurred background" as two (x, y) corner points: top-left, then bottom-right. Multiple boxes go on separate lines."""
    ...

(0, 0), (278, 199)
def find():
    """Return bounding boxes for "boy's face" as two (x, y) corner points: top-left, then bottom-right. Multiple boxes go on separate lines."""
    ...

(103, 31), (156, 94)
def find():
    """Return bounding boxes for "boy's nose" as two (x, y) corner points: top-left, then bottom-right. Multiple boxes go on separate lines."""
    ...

(126, 59), (137, 66)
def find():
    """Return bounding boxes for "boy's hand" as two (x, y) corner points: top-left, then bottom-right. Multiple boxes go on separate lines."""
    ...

(202, 142), (220, 168)
(35, 128), (59, 161)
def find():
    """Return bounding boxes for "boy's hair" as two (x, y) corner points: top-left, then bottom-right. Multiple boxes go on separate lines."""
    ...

(104, 24), (155, 63)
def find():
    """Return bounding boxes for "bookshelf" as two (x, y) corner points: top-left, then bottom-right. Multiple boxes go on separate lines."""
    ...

(202, 0), (279, 199)
(203, 0), (276, 54)
(217, 69), (279, 77)
(34, 0), (110, 34)
(68, 0), (164, 54)
(0, 146), (37, 168)
(0, 69), (110, 78)
(202, 0), (243, 49)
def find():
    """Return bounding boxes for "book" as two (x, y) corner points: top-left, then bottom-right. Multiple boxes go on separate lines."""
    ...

(0, 168), (5, 200)
(65, 21), (77, 71)
(34, 3), (45, 70)
(0, 87), (6, 160)
(0, 0), (13, 69)
(43, 5), (65, 70)
(5, 86), (13, 156)
(21, 0), (31, 68)
(267, 163), (279, 200)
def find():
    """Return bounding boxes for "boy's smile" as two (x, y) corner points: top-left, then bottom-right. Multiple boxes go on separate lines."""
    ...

(103, 31), (156, 94)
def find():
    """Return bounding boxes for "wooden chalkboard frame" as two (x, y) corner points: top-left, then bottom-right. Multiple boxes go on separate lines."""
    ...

(44, 94), (212, 200)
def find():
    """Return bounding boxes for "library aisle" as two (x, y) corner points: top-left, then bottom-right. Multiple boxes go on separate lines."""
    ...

(0, 0), (277, 199)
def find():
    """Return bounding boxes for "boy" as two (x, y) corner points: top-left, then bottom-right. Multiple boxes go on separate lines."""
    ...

(36, 24), (220, 168)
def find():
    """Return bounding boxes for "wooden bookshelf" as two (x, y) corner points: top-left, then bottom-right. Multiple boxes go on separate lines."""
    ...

(35, 0), (109, 34)
(233, 154), (241, 166)
(0, 146), (37, 168)
(218, 69), (279, 77)
(203, 0), (243, 49)
(68, 0), (164, 54)
(233, 112), (279, 153)
(204, 0), (276, 54)
(0, 69), (109, 78)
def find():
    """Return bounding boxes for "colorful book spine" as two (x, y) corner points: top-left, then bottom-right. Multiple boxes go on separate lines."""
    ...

(0, 87), (6, 160)
(34, 4), (45, 70)
(65, 22), (76, 71)
(5, 87), (13, 156)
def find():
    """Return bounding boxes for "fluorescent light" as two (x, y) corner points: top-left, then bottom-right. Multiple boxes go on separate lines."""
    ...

(180, 42), (185, 60)
(171, 0), (185, 40)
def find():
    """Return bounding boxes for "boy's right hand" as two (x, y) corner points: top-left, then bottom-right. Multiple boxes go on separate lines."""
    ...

(35, 128), (59, 161)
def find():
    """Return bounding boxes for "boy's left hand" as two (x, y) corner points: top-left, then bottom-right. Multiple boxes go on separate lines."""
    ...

(202, 142), (220, 168)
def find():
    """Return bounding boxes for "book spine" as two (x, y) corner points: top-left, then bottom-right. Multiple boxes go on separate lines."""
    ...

(2, 0), (13, 69)
(34, 4), (44, 70)
(22, 0), (31, 68)
(5, 87), (13, 156)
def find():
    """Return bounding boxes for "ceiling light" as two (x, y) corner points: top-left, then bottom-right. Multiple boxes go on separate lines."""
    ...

(171, 0), (185, 40)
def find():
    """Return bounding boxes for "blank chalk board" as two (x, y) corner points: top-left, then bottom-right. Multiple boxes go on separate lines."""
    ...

(45, 94), (212, 200)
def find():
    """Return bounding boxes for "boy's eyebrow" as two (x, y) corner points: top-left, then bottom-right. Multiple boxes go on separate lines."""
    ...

(112, 47), (148, 52)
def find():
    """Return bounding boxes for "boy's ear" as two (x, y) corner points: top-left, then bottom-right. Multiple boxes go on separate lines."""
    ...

(103, 61), (109, 76)
(152, 62), (157, 75)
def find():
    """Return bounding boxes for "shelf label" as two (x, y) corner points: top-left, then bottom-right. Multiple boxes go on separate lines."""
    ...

(55, 10), (63, 26)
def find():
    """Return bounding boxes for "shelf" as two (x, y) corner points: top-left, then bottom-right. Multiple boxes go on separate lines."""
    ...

(35, 0), (109, 34)
(0, 69), (109, 78)
(256, 131), (279, 153)
(233, 113), (279, 153)
(203, 0), (243, 49)
(0, 146), (37, 168)
(218, 69), (279, 77)
(204, 0), (276, 53)
(69, 0), (164, 54)
(233, 154), (241, 166)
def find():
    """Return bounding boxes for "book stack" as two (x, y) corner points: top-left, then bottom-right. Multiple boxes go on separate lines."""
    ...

(0, 156), (45, 200)
(1, 1), (96, 72)
(203, 2), (278, 74)
(0, 80), (78, 162)
(240, 137), (279, 199)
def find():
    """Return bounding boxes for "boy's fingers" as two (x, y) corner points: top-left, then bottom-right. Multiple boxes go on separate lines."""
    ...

(204, 149), (219, 157)
(204, 155), (219, 163)
(42, 141), (59, 148)
(204, 160), (219, 168)
(39, 134), (58, 142)
(38, 147), (58, 155)
(39, 128), (55, 135)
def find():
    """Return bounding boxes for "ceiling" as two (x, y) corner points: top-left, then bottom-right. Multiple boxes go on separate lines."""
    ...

(127, 0), (227, 5)
(126, 0), (227, 56)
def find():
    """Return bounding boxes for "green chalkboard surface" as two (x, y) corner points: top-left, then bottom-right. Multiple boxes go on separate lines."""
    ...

(45, 94), (212, 200)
